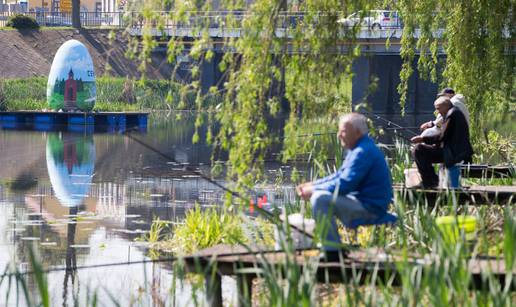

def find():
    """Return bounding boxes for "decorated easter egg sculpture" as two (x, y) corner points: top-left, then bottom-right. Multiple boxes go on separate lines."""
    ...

(47, 40), (96, 112)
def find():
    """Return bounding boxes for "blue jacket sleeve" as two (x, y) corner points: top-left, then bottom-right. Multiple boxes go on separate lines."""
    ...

(312, 148), (371, 194)
(312, 171), (339, 186)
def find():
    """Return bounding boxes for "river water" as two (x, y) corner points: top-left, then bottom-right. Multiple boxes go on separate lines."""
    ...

(1, 109), (508, 305)
(0, 112), (248, 306)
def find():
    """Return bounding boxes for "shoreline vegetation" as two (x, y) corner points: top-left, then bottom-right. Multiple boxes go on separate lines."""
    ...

(0, 2), (514, 305)
(0, 84), (514, 305)
(0, 77), (206, 112)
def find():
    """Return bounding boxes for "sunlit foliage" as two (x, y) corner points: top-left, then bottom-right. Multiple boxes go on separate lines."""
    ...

(124, 0), (514, 190)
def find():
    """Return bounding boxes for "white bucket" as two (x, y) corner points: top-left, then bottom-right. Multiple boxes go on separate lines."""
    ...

(274, 213), (315, 250)
(404, 167), (422, 188)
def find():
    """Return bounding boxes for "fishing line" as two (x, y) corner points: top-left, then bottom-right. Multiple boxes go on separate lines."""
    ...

(0, 245), (322, 278)
(123, 128), (315, 239)
(359, 109), (420, 138)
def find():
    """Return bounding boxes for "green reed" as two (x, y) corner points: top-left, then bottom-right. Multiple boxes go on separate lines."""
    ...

(0, 140), (514, 306)
(0, 77), (206, 111)
(0, 195), (513, 306)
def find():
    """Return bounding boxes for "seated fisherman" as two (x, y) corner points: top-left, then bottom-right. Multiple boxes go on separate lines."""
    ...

(296, 113), (393, 260)
(420, 87), (470, 138)
(411, 96), (473, 188)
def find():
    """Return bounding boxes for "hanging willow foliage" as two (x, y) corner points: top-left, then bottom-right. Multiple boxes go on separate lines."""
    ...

(397, 0), (514, 133)
(124, 0), (514, 190)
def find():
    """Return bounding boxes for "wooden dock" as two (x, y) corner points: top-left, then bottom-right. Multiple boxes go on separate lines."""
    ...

(395, 184), (515, 205)
(182, 244), (515, 307)
(0, 110), (148, 132)
(460, 164), (514, 178)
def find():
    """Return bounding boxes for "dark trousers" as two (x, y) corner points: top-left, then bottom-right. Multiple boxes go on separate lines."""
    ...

(412, 144), (444, 187)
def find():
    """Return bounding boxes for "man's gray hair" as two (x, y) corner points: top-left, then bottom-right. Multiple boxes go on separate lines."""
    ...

(434, 96), (452, 107)
(339, 113), (369, 135)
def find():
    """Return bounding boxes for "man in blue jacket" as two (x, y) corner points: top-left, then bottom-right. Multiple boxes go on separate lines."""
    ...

(296, 113), (393, 259)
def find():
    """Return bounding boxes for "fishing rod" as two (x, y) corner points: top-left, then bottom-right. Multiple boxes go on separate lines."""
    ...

(123, 128), (315, 239)
(359, 109), (420, 137)
(354, 110), (420, 143)
(278, 111), (420, 142)
(383, 126), (420, 130)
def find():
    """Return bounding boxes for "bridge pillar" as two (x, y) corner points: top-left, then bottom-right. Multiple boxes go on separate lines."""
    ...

(200, 52), (224, 94)
(352, 55), (439, 123)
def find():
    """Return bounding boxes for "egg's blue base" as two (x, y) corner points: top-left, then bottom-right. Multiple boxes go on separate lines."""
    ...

(0, 111), (147, 133)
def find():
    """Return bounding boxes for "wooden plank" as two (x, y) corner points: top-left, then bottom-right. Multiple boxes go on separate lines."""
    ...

(182, 245), (516, 290)
(460, 164), (514, 178)
(394, 185), (515, 204)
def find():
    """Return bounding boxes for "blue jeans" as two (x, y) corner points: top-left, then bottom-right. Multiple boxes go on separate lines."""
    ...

(311, 191), (377, 251)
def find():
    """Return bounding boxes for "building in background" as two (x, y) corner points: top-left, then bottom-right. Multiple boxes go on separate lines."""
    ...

(15, 0), (124, 14)
(1, 0), (28, 13)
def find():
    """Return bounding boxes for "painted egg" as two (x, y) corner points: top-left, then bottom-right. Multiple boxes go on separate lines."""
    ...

(46, 133), (95, 207)
(47, 40), (96, 112)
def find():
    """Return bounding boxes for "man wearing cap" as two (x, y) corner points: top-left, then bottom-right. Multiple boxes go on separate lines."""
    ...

(411, 96), (473, 188)
(420, 87), (470, 133)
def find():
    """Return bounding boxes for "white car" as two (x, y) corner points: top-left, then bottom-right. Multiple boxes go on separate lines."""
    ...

(338, 10), (400, 30)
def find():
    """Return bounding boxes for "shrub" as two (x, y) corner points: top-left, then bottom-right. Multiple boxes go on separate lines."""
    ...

(6, 14), (39, 29)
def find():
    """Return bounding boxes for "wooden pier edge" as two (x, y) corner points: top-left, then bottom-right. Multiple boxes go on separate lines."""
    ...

(0, 111), (149, 132)
(181, 244), (515, 307)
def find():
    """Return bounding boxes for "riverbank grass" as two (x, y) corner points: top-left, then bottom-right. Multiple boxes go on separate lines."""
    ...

(0, 77), (195, 111)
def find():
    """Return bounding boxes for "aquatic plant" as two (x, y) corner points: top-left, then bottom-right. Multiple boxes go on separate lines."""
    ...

(159, 206), (248, 254)
(388, 137), (412, 184)
(0, 245), (49, 306)
(0, 194), (512, 306)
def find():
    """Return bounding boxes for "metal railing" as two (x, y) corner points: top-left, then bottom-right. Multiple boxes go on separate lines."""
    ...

(0, 11), (124, 27)
(0, 10), (404, 30)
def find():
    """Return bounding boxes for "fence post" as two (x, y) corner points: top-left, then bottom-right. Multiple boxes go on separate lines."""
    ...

(205, 269), (223, 307)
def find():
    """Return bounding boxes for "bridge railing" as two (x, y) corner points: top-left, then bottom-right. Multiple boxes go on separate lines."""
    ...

(0, 11), (125, 27)
(124, 11), (404, 30)
(0, 10), (405, 30)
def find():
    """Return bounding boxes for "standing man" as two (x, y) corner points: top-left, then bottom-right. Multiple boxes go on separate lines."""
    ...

(296, 113), (393, 260)
(411, 97), (473, 188)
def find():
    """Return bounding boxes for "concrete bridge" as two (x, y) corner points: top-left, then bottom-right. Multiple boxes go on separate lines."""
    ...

(2, 10), (512, 121)
(126, 13), (448, 119)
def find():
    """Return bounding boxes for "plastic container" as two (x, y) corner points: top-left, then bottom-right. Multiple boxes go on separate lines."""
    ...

(274, 213), (315, 250)
(438, 164), (461, 188)
(436, 215), (477, 244)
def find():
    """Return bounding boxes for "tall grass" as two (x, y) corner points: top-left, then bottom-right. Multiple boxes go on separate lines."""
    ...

(388, 137), (412, 184)
(156, 206), (249, 254)
(0, 197), (513, 305)
(0, 77), (214, 111)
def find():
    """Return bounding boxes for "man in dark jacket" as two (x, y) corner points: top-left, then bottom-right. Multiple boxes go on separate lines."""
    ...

(410, 97), (473, 188)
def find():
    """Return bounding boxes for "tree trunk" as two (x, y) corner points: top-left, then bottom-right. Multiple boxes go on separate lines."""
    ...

(72, 0), (81, 28)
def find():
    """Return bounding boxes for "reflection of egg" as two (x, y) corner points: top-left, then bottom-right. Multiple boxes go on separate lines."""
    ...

(46, 134), (95, 207)
(47, 40), (96, 112)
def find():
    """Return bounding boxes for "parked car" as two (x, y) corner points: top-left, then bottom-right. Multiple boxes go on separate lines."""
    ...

(338, 10), (400, 30)
(43, 14), (72, 26)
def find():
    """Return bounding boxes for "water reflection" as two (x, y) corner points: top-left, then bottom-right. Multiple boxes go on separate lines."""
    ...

(24, 133), (94, 305)
(0, 114), (232, 306)
(46, 133), (95, 207)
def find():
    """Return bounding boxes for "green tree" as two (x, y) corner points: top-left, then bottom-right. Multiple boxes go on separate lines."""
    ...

(127, 0), (514, 189)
